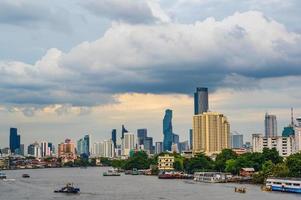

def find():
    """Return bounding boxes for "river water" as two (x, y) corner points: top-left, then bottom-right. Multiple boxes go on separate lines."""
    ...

(0, 167), (300, 200)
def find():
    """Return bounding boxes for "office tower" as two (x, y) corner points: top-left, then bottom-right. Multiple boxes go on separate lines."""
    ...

(193, 112), (230, 155)
(144, 137), (153, 154)
(265, 113), (277, 137)
(27, 142), (41, 158)
(58, 139), (76, 162)
(111, 129), (117, 148)
(103, 140), (115, 158)
(163, 109), (173, 151)
(40, 141), (51, 157)
(172, 133), (179, 144)
(9, 128), (21, 154)
(121, 125), (128, 140)
(155, 142), (163, 154)
(77, 135), (91, 156)
(18, 144), (25, 156)
(77, 139), (83, 155)
(232, 134), (244, 148)
(189, 129), (193, 149)
(179, 141), (189, 153)
(123, 133), (135, 156)
(137, 129), (147, 145)
(194, 87), (209, 115)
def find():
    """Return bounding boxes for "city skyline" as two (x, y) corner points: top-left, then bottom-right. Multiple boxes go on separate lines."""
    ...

(1, 0), (301, 147)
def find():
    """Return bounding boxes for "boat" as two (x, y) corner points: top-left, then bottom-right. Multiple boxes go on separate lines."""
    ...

(0, 171), (7, 179)
(266, 177), (301, 193)
(158, 171), (193, 179)
(194, 172), (231, 183)
(22, 174), (30, 178)
(54, 183), (80, 194)
(103, 169), (121, 176)
(235, 187), (246, 193)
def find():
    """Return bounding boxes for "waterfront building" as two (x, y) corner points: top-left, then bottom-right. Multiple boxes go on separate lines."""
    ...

(27, 142), (41, 158)
(189, 129), (193, 150)
(58, 139), (76, 163)
(193, 112), (230, 155)
(155, 142), (163, 154)
(0, 157), (9, 169)
(163, 109), (173, 151)
(194, 87), (209, 115)
(121, 125), (128, 140)
(232, 134), (243, 148)
(9, 128), (21, 154)
(252, 134), (295, 157)
(158, 154), (174, 171)
(265, 113), (277, 137)
(123, 133), (135, 156)
(111, 129), (117, 148)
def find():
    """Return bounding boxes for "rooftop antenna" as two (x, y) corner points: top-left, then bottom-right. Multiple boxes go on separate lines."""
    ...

(291, 107), (294, 127)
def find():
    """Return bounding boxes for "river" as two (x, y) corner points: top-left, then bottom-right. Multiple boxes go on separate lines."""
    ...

(0, 167), (300, 200)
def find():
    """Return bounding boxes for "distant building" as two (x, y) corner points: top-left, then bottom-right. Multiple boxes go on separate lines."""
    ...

(77, 135), (91, 156)
(294, 117), (301, 152)
(194, 87), (209, 115)
(123, 133), (135, 156)
(189, 129), (193, 150)
(171, 143), (179, 153)
(172, 133), (179, 144)
(111, 129), (117, 148)
(232, 134), (243, 148)
(193, 112), (230, 156)
(252, 134), (295, 157)
(137, 129), (147, 146)
(144, 137), (154, 154)
(121, 125), (128, 140)
(158, 154), (174, 171)
(155, 142), (163, 154)
(40, 141), (51, 157)
(282, 126), (295, 137)
(240, 168), (255, 177)
(27, 142), (41, 158)
(265, 113), (277, 137)
(58, 139), (76, 163)
(163, 109), (173, 151)
(9, 128), (20, 154)
(179, 141), (189, 153)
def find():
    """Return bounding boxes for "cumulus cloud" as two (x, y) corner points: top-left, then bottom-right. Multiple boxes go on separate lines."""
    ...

(0, 11), (301, 110)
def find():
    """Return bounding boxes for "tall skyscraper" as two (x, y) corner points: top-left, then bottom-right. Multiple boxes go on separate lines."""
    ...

(77, 135), (91, 156)
(9, 128), (20, 154)
(163, 109), (173, 151)
(189, 129), (193, 149)
(194, 87), (209, 115)
(137, 129), (147, 145)
(232, 134), (244, 148)
(123, 133), (135, 156)
(144, 137), (153, 154)
(193, 112), (230, 155)
(121, 125), (128, 140)
(265, 113), (277, 137)
(40, 141), (51, 157)
(111, 129), (117, 148)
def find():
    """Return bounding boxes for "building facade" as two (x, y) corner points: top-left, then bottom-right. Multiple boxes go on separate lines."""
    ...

(9, 128), (20, 154)
(265, 113), (277, 137)
(158, 154), (174, 171)
(123, 133), (135, 156)
(163, 109), (173, 151)
(193, 112), (230, 155)
(111, 129), (117, 148)
(58, 139), (76, 163)
(194, 87), (209, 115)
(155, 142), (163, 154)
(232, 134), (244, 148)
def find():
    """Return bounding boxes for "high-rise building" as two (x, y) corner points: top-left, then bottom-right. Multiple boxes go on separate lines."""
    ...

(27, 142), (41, 158)
(172, 133), (179, 144)
(9, 128), (20, 154)
(194, 87), (209, 115)
(163, 109), (173, 151)
(77, 135), (91, 156)
(232, 134), (244, 148)
(121, 125), (128, 140)
(40, 141), (51, 157)
(179, 141), (189, 153)
(189, 129), (193, 150)
(103, 140), (115, 158)
(137, 129), (147, 146)
(265, 113), (277, 137)
(295, 117), (301, 152)
(123, 133), (135, 156)
(193, 112), (230, 155)
(58, 139), (76, 163)
(144, 137), (153, 154)
(111, 129), (117, 148)
(155, 142), (163, 154)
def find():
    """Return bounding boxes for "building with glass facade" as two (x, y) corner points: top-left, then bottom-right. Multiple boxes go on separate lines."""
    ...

(9, 128), (20, 154)
(163, 109), (173, 151)
(194, 87), (209, 115)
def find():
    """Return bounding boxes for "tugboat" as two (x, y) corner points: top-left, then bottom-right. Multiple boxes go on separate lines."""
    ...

(0, 171), (7, 179)
(22, 174), (30, 178)
(54, 183), (80, 194)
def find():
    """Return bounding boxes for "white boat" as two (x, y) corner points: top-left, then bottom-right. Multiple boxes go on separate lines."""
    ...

(266, 178), (301, 193)
(194, 172), (231, 183)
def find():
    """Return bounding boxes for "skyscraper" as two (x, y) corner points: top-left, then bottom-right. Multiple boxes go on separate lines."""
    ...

(265, 113), (277, 137)
(123, 133), (135, 156)
(189, 129), (193, 149)
(163, 109), (173, 151)
(193, 112), (230, 155)
(137, 129), (147, 145)
(77, 134), (91, 156)
(111, 129), (117, 148)
(194, 87), (209, 115)
(155, 142), (163, 154)
(144, 137), (154, 154)
(9, 128), (20, 154)
(40, 141), (51, 157)
(121, 125), (128, 140)
(232, 134), (244, 148)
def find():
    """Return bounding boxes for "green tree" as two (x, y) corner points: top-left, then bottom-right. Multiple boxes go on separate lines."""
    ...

(286, 153), (301, 177)
(272, 163), (289, 177)
(225, 159), (238, 174)
(184, 153), (214, 173)
(262, 148), (283, 164)
(215, 149), (237, 172)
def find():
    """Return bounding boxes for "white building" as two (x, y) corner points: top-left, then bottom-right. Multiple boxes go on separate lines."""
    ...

(40, 141), (51, 157)
(252, 134), (295, 157)
(92, 140), (115, 158)
(123, 133), (135, 156)
(294, 117), (301, 152)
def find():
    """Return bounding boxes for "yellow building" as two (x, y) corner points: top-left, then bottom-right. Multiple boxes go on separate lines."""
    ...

(193, 112), (230, 156)
(158, 154), (174, 171)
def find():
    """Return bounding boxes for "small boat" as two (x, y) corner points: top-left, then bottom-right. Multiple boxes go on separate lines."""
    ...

(103, 169), (121, 176)
(22, 174), (30, 178)
(234, 187), (246, 193)
(266, 177), (301, 193)
(0, 172), (7, 179)
(54, 183), (80, 194)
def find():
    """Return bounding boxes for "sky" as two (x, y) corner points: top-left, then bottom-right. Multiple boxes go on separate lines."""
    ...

(0, 0), (301, 148)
